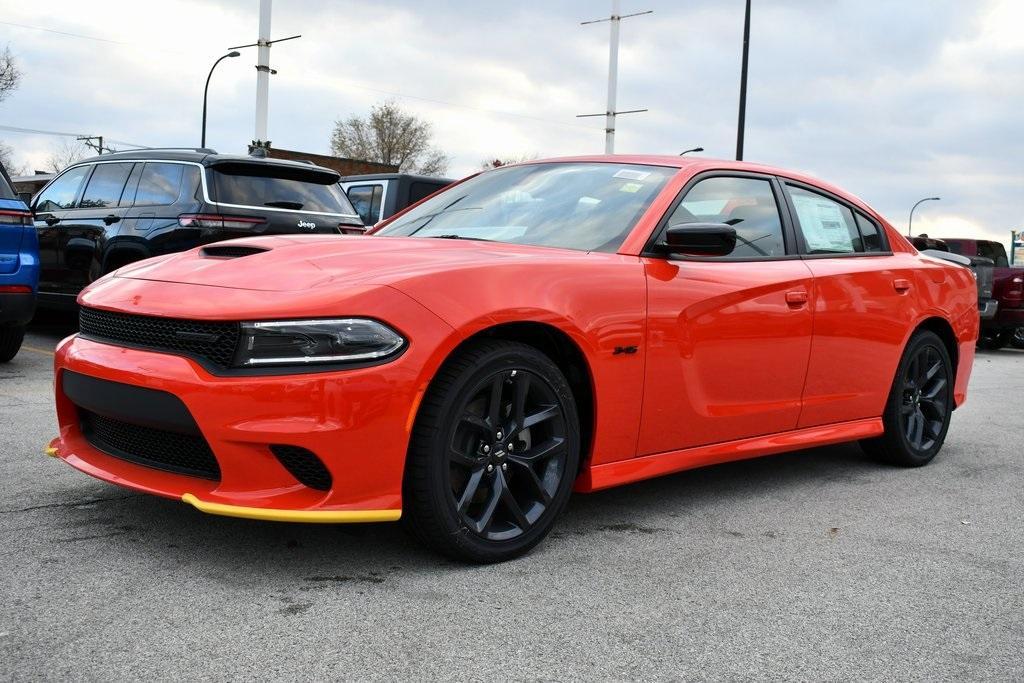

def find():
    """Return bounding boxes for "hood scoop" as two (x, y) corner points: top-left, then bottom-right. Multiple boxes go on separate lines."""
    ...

(201, 245), (270, 259)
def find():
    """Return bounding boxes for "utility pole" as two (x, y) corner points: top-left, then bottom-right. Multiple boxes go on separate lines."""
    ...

(736, 0), (751, 161)
(229, 0), (300, 153)
(578, 1), (651, 154)
(76, 135), (110, 154)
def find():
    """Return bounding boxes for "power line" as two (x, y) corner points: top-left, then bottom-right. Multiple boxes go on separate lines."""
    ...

(0, 124), (150, 149)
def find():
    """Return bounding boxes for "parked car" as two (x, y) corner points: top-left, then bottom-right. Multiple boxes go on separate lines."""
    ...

(339, 173), (452, 226)
(30, 148), (364, 308)
(48, 155), (977, 562)
(911, 235), (997, 323)
(939, 238), (1023, 349)
(0, 162), (38, 362)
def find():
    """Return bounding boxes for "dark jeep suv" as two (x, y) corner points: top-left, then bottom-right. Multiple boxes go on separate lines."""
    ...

(30, 148), (364, 307)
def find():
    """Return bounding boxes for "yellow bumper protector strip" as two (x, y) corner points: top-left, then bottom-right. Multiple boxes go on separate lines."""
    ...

(181, 493), (401, 524)
(44, 446), (59, 457)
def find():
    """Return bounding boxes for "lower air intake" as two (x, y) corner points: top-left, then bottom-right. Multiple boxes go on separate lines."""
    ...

(270, 445), (333, 491)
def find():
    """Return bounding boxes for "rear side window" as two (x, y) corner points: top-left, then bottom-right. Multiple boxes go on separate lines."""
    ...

(0, 171), (14, 199)
(347, 184), (383, 225)
(80, 163), (135, 209)
(133, 163), (187, 207)
(409, 181), (443, 204)
(210, 166), (357, 215)
(668, 176), (787, 258)
(35, 165), (91, 212)
(854, 212), (885, 252)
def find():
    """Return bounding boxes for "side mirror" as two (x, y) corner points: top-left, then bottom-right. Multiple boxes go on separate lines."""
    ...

(658, 222), (737, 257)
(17, 192), (32, 207)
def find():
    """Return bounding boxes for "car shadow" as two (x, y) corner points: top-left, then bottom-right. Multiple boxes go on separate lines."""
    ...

(46, 439), (890, 579)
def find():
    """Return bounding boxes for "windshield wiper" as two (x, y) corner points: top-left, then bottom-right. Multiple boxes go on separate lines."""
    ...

(264, 200), (304, 210)
(425, 234), (493, 242)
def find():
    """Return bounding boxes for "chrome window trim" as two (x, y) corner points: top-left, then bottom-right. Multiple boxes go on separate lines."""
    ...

(45, 159), (361, 219)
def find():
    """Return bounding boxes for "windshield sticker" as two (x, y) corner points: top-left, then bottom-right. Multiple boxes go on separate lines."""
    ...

(619, 182), (643, 193)
(613, 169), (651, 181)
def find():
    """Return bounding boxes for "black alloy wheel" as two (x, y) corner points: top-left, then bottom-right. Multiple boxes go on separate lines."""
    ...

(898, 344), (949, 452)
(861, 330), (953, 466)
(448, 367), (568, 541)
(403, 339), (580, 563)
(1011, 327), (1024, 350)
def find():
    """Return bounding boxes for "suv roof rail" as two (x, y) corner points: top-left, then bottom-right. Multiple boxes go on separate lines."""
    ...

(111, 147), (218, 154)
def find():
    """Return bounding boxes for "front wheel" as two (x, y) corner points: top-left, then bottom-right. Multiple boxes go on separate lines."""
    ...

(0, 325), (26, 363)
(860, 330), (953, 466)
(403, 340), (580, 563)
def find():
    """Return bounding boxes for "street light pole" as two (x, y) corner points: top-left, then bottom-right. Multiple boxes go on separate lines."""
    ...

(908, 196), (940, 237)
(735, 0), (751, 161)
(201, 51), (240, 148)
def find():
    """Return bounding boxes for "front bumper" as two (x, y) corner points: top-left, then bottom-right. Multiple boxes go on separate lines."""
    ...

(0, 291), (36, 326)
(50, 334), (431, 521)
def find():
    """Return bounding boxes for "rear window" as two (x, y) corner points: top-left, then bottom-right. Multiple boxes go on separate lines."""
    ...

(209, 165), (357, 217)
(0, 171), (14, 199)
(978, 241), (1009, 268)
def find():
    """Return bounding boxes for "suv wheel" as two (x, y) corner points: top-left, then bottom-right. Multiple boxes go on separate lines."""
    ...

(403, 340), (580, 563)
(0, 325), (26, 363)
(861, 330), (953, 466)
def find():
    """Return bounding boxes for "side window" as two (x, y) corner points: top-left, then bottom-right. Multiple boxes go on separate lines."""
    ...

(80, 163), (135, 209)
(347, 183), (384, 225)
(977, 241), (1009, 268)
(788, 186), (860, 254)
(133, 163), (187, 207)
(667, 176), (786, 258)
(409, 181), (443, 204)
(854, 212), (885, 252)
(34, 165), (91, 213)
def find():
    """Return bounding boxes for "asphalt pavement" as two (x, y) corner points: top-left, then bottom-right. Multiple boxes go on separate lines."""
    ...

(2, 312), (1022, 681)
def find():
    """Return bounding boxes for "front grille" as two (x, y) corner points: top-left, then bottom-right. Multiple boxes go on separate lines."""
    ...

(80, 410), (221, 480)
(270, 445), (333, 491)
(79, 307), (240, 369)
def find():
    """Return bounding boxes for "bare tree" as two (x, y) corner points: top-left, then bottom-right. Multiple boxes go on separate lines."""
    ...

(0, 140), (27, 175)
(330, 101), (450, 176)
(0, 45), (20, 104)
(481, 154), (538, 170)
(46, 139), (89, 173)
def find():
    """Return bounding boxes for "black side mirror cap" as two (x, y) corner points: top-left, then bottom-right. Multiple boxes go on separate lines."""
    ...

(657, 222), (737, 257)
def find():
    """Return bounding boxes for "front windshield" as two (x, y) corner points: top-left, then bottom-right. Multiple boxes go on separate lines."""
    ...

(376, 162), (676, 252)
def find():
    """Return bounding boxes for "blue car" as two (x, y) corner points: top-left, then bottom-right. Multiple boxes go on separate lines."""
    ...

(0, 163), (38, 362)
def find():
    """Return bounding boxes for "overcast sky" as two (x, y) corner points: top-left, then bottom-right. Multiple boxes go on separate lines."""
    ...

(1, 0), (1020, 247)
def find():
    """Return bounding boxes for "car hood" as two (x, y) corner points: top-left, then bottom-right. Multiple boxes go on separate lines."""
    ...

(114, 235), (592, 292)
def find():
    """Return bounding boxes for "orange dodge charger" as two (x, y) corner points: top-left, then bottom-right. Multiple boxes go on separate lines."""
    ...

(49, 156), (977, 562)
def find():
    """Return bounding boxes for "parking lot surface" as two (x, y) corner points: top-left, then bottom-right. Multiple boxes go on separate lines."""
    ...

(2, 313), (1022, 680)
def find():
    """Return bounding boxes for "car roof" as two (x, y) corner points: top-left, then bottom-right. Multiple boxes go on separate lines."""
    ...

(518, 154), (874, 214)
(71, 149), (341, 177)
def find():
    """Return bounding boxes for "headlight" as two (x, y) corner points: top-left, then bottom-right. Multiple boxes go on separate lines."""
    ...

(235, 318), (405, 367)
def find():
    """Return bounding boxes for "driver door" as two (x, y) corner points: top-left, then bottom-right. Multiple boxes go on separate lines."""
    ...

(639, 172), (815, 454)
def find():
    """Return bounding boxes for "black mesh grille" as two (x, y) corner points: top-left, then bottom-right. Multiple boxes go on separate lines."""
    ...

(80, 410), (221, 480)
(79, 307), (240, 369)
(270, 445), (333, 491)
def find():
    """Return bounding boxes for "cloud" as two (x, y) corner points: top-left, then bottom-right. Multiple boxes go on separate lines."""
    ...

(0, 0), (1019, 249)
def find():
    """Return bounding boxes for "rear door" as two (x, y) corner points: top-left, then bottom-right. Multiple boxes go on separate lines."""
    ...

(781, 180), (917, 428)
(57, 161), (135, 295)
(639, 172), (815, 454)
(206, 162), (363, 236)
(31, 164), (91, 297)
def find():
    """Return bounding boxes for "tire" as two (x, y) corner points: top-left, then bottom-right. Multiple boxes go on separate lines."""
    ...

(977, 329), (1008, 350)
(1011, 328), (1024, 350)
(403, 339), (580, 563)
(860, 330), (953, 467)
(0, 325), (26, 363)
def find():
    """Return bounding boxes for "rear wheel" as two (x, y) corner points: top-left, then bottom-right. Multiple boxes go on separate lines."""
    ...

(1011, 327), (1024, 350)
(403, 340), (580, 563)
(0, 325), (26, 363)
(860, 330), (953, 466)
(977, 329), (1010, 350)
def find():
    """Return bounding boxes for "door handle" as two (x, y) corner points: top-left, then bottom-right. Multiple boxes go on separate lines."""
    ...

(44, 216), (61, 226)
(103, 214), (121, 225)
(893, 278), (912, 292)
(785, 290), (808, 306)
